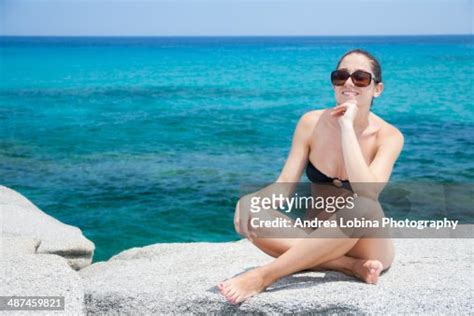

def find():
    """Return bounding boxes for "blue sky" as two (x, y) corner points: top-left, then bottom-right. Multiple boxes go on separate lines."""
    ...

(0, 0), (472, 36)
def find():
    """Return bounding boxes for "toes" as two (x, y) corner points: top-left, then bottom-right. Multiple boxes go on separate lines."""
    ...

(227, 288), (238, 299)
(373, 261), (383, 269)
(229, 292), (241, 305)
(221, 282), (233, 294)
(218, 286), (226, 295)
(367, 263), (382, 284)
(234, 294), (244, 304)
(370, 262), (383, 275)
(226, 290), (238, 303)
(223, 286), (233, 296)
(224, 287), (236, 298)
(366, 260), (383, 274)
(218, 283), (230, 296)
(376, 263), (384, 273)
(220, 284), (228, 294)
(355, 260), (384, 284)
(221, 280), (231, 287)
(218, 281), (230, 290)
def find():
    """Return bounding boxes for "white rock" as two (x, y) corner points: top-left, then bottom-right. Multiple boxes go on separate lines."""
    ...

(0, 186), (95, 270)
(80, 238), (474, 314)
(0, 254), (85, 315)
(0, 235), (40, 256)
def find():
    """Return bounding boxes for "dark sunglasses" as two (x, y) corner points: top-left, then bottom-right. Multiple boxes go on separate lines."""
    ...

(331, 69), (379, 87)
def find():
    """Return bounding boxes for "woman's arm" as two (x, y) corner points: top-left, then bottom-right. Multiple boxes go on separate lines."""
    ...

(340, 122), (404, 183)
(333, 102), (404, 197)
(250, 111), (315, 204)
(235, 111), (317, 237)
(277, 111), (316, 183)
(247, 110), (317, 199)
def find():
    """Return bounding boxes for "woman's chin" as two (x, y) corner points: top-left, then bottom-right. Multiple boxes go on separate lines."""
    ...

(339, 97), (358, 104)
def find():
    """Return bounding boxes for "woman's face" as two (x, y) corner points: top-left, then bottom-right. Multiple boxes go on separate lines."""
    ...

(333, 53), (383, 108)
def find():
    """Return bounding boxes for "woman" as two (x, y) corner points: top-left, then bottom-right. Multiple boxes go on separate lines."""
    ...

(218, 49), (404, 304)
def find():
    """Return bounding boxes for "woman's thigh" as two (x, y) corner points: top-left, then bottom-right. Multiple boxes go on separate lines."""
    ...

(252, 235), (394, 268)
(250, 237), (301, 257)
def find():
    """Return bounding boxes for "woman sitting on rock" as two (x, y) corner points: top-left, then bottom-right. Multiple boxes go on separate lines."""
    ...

(218, 49), (404, 304)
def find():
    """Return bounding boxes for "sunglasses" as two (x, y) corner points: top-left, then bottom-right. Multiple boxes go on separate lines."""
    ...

(331, 69), (379, 87)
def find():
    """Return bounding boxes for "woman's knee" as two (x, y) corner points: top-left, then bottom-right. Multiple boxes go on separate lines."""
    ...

(234, 219), (246, 237)
(233, 199), (246, 237)
(349, 238), (394, 269)
(351, 195), (385, 219)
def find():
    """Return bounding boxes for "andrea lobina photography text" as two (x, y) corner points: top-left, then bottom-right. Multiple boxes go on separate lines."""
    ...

(250, 217), (459, 230)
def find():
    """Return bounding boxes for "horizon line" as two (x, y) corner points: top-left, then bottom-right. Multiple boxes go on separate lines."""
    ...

(0, 33), (472, 38)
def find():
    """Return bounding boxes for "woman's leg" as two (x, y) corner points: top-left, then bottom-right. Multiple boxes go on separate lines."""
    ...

(248, 236), (392, 283)
(220, 196), (393, 304)
(240, 196), (393, 282)
(219, 237), (360, 304)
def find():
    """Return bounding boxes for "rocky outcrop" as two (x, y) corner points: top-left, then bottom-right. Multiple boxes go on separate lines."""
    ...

(0, 186), (95, 270)
(80, 238), (474, 314)
(1, 186), (472, 314)
(0, 186), (91, 314)
(0, 254), (85, 315)
(0, 235), (41, 256)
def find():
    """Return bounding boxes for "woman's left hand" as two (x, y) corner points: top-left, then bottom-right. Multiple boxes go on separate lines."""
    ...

(330, 101), (358, 127)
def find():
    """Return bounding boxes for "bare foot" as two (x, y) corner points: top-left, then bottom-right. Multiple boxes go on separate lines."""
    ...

(351, 259), (384, 284)
(217, 268), (268, 304)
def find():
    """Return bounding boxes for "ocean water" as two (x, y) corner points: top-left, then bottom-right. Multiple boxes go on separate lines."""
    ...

(1, 36), (473, 261)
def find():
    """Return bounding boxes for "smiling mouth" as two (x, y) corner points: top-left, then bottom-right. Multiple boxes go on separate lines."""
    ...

(342, 91), (359, 96)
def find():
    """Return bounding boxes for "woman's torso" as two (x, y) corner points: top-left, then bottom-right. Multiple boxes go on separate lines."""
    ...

(306, 109), (387, 182)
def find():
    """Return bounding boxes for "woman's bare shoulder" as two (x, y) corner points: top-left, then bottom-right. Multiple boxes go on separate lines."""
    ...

(291, 110), (327, 146)
(299, 109), (326, 127)
(371, 113), (404, 143)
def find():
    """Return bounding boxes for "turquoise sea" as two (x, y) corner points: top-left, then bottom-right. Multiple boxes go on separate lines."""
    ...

(1, 36), (473, 261)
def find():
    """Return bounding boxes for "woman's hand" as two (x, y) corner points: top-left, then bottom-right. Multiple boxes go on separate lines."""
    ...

(330, 101), (358, 128)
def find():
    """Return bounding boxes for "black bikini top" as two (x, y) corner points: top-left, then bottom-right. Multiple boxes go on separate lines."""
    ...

(306, 160), (353, 191)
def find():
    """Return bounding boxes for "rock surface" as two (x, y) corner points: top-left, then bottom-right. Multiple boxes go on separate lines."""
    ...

(80, 238), (474, 314)
(0, 186), (94, 270)
(1, 186), (472, 314)
(0, 254), (85, 315)
(0, 235), (41, 256)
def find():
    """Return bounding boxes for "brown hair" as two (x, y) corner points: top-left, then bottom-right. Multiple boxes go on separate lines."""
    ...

(336, 49), (382, 83)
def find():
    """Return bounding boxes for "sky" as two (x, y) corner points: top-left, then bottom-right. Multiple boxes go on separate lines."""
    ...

(0, 0), (473, 36)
